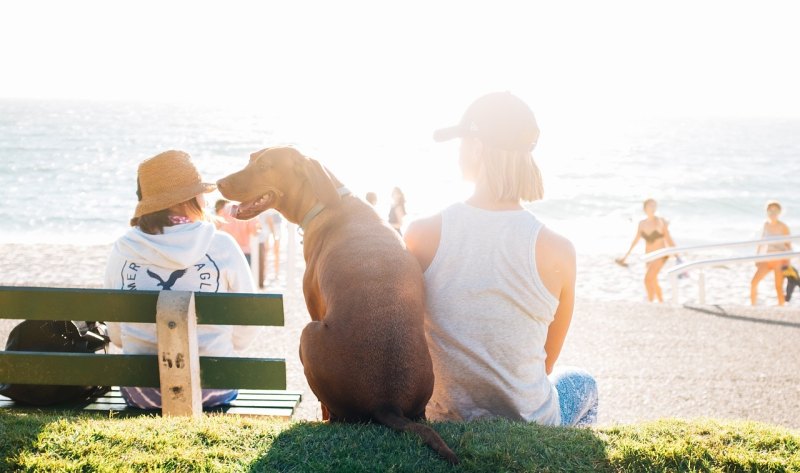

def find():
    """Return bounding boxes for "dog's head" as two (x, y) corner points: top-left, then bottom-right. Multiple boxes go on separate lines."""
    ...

(217, 146), (343, 221)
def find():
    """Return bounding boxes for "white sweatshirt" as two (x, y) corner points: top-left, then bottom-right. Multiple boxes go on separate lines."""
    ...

(103, 221), (259, 357)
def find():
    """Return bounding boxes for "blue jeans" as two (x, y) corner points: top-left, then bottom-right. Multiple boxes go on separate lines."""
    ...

(549, 367), (598, 427)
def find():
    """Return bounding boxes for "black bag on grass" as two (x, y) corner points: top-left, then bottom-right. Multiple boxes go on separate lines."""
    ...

(0, 320), (111, 406)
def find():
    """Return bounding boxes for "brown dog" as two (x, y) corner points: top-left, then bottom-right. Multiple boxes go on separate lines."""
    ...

(217, 147), (458, 464)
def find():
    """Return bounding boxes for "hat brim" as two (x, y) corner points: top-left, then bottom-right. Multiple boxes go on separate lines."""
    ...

(433, 125), (465, 143)
(133, 182), (217, 219)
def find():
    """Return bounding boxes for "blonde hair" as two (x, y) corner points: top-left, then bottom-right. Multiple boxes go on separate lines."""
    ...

(476, 148), (544, 202)
(643, 198), (657, 210)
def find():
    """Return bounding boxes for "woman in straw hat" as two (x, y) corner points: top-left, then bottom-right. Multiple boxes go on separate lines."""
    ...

(104, 150), (258, 409)
(405, 92), (597, 427)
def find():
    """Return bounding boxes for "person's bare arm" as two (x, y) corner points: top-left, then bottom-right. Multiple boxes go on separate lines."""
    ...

(618, 223), (642, 264)
(538, 229), (576, 375)
(663, 219), (676, 248)
(403, 214), (442, 272)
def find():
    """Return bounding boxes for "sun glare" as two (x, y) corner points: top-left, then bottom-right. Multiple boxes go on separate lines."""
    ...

(1, 0), (798, 239)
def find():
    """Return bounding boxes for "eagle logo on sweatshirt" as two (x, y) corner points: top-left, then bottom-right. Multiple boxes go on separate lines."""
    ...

(120, 255), (220, 292)
(146, 269), (187, 290)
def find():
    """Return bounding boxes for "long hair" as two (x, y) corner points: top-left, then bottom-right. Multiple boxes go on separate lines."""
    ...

(131, 197), (205, 235)
(476, 148), (544, 202)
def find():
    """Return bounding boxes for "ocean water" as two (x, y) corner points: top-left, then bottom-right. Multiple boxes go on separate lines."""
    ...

(1, 100), (798, 304)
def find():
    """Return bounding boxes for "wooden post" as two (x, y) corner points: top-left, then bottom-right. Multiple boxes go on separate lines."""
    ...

(156, 291), (202, 417)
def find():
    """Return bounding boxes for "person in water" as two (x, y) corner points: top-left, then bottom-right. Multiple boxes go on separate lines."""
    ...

(616, 198), (676, 302)
(751, 200), (791, 306)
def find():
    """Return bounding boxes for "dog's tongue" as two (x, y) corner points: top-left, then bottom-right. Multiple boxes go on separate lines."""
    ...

(232, 192), (275, 220)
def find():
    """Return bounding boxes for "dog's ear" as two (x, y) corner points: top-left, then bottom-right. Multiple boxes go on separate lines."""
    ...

(303, 158), (341, 207)
(249, 148), (267, 164)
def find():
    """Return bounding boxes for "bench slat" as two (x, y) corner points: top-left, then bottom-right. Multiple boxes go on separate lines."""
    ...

(0, 389), (301, 417)
(232, 393), (303, 401)
(0, 287), (283, 326)
(0, 400), (296, 417)
(0, 353), (157, 386)
(0, 352), (286, 390)
(209, 406), (295, 416)
(73, 389), (302, 402)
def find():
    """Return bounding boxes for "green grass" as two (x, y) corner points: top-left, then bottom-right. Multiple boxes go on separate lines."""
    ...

(0, 412), (797, 472)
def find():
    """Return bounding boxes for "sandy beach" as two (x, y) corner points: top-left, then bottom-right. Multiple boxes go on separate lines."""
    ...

(1, 242), (798, 428)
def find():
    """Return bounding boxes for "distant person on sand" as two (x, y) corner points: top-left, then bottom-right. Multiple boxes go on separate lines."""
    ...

(616, 198), (676, 303)
(104, 150), (257, 409)
(216, 199), (259, 266)
(751, 200), (791, 306)
(389, 187), (406, 234)
(257, 209), (282, 288)
(405, 92), (597, 427)
(365, 191), (378, 207)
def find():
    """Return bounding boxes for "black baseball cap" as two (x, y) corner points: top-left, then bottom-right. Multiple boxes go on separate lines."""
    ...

(433, 92), (540, 152)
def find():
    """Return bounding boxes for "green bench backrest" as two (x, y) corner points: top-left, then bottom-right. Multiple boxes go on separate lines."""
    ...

(0, 287), (286, 390)
(0, 287), (283, 325)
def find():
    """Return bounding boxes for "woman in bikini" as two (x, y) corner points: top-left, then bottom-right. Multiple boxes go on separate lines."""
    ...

(751, 200), (791, 306)
(616, 198), (676, 302)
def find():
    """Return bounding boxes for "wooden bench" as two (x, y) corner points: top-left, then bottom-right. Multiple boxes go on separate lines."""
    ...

(0, 286), (301, 417)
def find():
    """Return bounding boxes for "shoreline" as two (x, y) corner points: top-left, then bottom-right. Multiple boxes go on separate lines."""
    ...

(0, 241), (791, 307)
(1, 242), (798, 428)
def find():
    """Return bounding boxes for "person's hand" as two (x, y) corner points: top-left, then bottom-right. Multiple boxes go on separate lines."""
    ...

(614, 257), (629, 267)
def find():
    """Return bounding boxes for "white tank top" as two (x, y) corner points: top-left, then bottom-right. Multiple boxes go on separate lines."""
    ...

(423, 203), (561, 425)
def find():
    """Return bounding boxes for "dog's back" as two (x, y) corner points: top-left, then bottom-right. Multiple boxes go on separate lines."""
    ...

(300, 197), (433, 417)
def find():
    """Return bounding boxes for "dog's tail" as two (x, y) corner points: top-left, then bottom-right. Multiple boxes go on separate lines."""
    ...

(373, 406), (459, 465)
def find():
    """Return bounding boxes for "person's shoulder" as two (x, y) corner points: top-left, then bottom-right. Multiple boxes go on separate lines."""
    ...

(212, 228), (239, 248)
(537, 227), (575, 264)
(405, 213), (442, 242)
(404, 212), (443, 271)
(535, 226), (575, 290)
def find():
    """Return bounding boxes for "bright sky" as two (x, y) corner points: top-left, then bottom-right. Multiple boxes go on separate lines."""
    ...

(2, 0), (799, 122)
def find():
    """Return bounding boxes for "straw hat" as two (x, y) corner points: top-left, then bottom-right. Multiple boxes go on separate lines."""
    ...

(133, 150), (216, 219)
